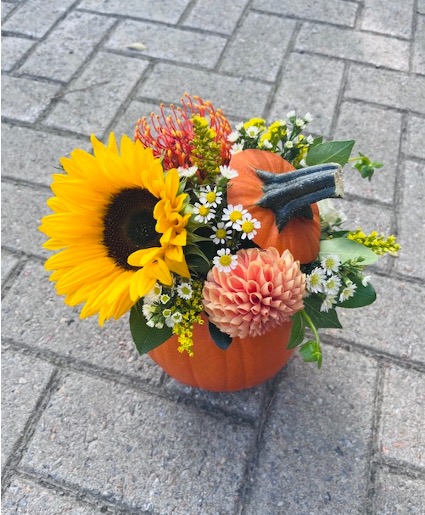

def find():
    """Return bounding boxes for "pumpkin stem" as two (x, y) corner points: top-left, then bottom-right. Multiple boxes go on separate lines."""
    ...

(256, 163), (343, 231)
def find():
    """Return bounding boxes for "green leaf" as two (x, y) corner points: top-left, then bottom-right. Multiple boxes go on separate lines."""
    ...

(336, 276), (377, 308)
(129, 302), (172, 355)
(299, 340), (323, 368)
(208, 321), (232, 350)
(306, 140), (355, 167)
(287, 311), (306, 349)
(304, 297), (342, 329)
(310, 136), (323, 148)
(319, 237), (379, 265)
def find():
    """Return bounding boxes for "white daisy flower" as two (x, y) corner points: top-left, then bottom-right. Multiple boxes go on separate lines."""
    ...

(318, 199), (347, 231)
(155, 321), (164, 329)
(287, 110), (296, 119)
(193, 202), (216, 223)
(144, 283), (162, 303)
(222, 204), (248, 229)
(261, 139), (273, 149)
(213, 248), (238, 273)
(305, 267), (326, 293)
(160, 294), (170, 304)
(142, 303), (155, 320)
(171, 311), (183, 324)
(177, 165), (198, 178)
(230, 142), (245, 155)
(227, 131), (241, 143)
(199, 185), (222, 208)
(235, 214), (261, 240)
(219, 165), (238, 180)
(320, 295), (337, 312)
(295, 117), (305, 128)
(299, 159), (307, 168)
(361, 275), (372, 287)
(177, 282), (193, 300)
(304, 112), (313, 123)
(146, 318), (156, 328)
(321, 254), (341, 275)
(324, 275), (342, 296)
(210, 222), (232, 244)
(246, 125), (260, 138)
(306, 134), (315, 144)
(235, 122), (244, 131)
(339, 281), (357, 302)
(284, 140), (294, 149)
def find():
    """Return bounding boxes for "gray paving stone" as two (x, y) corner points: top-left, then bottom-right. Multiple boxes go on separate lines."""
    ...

(1, 347), (55, 467)
(2, 477), (93, 515)
(2, 0), (76, 38)
(105, 19), (226, 69)
(396, 160), (425, 281)
(296, 23), (410, 72)
(404, 114), (425, 160)
(1, 76), (61, 123)
(79, 0), (191, 24)
(1, 2), (16, 21)
(183, 0), (249, 35)
(220, 13), (296, 81)
(1, 181), (50, 258)
(419, 0), (425, 14)
(413, 15), (425, 75)
(20, 372), (255, 514)
(1, 124), (90, 187)
(45, 52), (149, 136)
(138, 63), (272, 119)
(361, 0), (414, 39)
(1, 35), (34, 72)
(374, 468), (425, 514)
(252, 0), (358, 27)
(334, 101), (402, 204)
(19, 11), (116, 83)
(327, 273), (425, 363)
(110, 99), (162, 140)
(164, 376), (267, 420)
(1, 261), (163, 385)
(269, 53), (344, 137)
(346, 66), (425, 115)
(1, 249), (20, 285)
(379, 366), (425, 468)
(245, 349), (377, 514)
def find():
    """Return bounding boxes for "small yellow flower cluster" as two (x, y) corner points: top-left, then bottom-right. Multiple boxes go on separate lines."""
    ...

(190, 115), (221, 178)
(347, 229), (401, 256)
(173, 280), (204, 356)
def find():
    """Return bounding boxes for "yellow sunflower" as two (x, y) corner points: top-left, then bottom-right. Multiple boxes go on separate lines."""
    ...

(40, 133), (190, 325)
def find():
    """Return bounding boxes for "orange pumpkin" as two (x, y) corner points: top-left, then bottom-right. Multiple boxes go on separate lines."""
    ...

(228, 149), (321, 264)
(149, 313), (294, 391)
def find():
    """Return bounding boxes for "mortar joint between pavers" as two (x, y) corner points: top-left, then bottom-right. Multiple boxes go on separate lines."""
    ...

(1, 367), (62, 495)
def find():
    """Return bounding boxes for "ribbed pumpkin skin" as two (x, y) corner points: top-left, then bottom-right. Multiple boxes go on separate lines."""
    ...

(228, 149), (321, 264)
(149, 314), (294, 391)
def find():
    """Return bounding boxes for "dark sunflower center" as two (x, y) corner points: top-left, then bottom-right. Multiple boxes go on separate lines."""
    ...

(103, 188), (160, 270)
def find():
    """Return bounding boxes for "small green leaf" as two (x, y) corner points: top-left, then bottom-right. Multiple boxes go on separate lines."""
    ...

(208, 321), (232, 350)
(287, 311), (306, 349)
(310, 136), (323, 148)
(337, 276), (377, 308)
(319, 237), (379, 265)
(299, 340), (322, 368)
(306, 140), (355, 167)
(129, 302), (172, 355)
(304, 297), (342, 329)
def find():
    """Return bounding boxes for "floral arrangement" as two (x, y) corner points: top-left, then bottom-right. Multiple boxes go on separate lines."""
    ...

(40, 94), (400, 369)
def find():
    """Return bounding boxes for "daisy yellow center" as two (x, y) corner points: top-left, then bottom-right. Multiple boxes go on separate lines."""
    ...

(199, 205), (210, 216)
(219, 255), (232, 266)
(241, 221), (254, 233)
(206, 191), (216, 203)
(181, 286), (191, 296)
(216, 228), (227, 239)
(103, 188), (159, 270)
(229, 210), (242, 222)
(310, 274), (321, 287)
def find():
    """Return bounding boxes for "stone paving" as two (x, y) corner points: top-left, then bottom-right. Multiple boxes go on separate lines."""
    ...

(1, 0), (424, 513)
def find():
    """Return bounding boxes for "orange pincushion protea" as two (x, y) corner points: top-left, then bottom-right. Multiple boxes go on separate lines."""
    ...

(134, 94), (232, 171)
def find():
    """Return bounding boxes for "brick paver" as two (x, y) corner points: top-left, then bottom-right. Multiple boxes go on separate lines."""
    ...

(2, 0), (424, 513)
